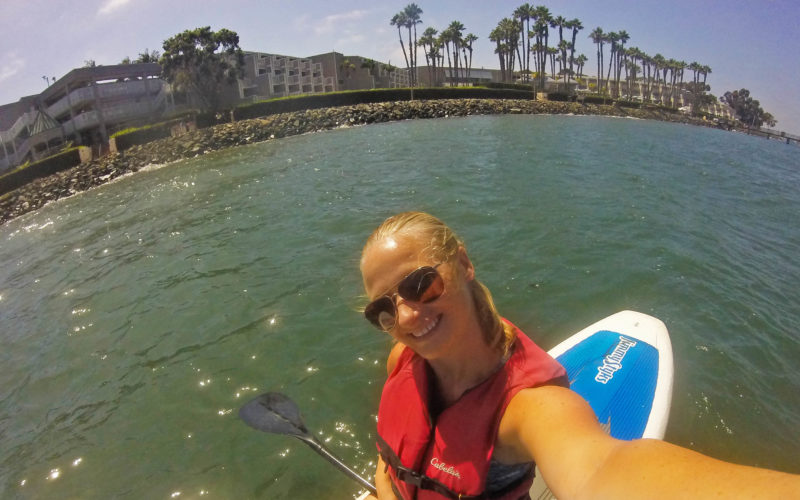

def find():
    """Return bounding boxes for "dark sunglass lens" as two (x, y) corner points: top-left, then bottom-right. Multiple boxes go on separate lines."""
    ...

(398, 267), (444, 303)
(364, 296), (395, 329)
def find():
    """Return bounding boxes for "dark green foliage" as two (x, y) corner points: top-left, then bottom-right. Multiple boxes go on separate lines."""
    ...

(579, 95), (610, 105)
(615, 99), (642, 109)
(480, 82), (535, 91)
(232, 88), (535, 120)
(110, 117), (192, 151)
(0, 148), (83, 196)
(547, 93), (574, 102)
(159, 27), (244, 112)
(721, 89), (776, 128)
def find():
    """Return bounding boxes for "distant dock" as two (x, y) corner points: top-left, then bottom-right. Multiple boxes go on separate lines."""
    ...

(743, 127), (800, 145)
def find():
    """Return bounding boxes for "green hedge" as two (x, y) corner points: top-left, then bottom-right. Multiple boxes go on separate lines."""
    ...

(232, 87), (536, 121)
(479, 82), (536, 92)
(615, 99), (643, 109)
(547, 93), (575, 102)
(110, 116), (193, 151)
(0, 147), (84, 196)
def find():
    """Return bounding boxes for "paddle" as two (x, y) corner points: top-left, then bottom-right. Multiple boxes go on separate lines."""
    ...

(239, 392), (377, 496)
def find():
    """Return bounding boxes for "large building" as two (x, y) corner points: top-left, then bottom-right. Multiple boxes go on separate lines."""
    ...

(226, 51), (409, 105)
(0, 63), (168, 171)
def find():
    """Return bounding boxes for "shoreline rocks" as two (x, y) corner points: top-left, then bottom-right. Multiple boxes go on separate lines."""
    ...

(0, 99), (714, 225)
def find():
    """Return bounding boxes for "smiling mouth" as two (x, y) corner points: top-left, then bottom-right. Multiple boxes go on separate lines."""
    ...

(411, 314), (441, 338)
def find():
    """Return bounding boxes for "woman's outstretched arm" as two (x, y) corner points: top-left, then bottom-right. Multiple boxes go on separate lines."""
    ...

(498, 385), (800, 500)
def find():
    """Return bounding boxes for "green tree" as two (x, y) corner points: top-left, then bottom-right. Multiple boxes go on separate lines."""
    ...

(340, 58), (356, 81)
(135, 49), (160, 63)
(159, 27), (244, 112)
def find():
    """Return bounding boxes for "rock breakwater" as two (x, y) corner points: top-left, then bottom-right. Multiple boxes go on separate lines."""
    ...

(1, 99), (708, 225)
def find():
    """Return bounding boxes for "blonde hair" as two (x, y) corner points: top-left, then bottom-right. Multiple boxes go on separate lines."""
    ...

(362, 211), (516, 355)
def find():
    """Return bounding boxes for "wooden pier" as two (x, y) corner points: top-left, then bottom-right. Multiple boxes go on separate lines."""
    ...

(743, 127), (800, 145)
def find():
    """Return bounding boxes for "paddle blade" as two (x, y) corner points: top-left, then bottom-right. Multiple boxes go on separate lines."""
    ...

(239, 392), (310, 437)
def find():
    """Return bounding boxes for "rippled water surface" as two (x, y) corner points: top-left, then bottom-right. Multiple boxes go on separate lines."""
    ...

(1, 115), (799, 498)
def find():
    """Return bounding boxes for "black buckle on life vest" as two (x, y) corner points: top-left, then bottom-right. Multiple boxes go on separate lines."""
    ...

(376, 434), (484, 500)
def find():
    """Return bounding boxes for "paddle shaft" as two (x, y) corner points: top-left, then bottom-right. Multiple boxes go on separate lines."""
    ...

(298, 434), (377, 495)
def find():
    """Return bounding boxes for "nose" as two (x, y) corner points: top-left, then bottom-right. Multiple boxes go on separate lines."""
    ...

(393, 296), (422, 330)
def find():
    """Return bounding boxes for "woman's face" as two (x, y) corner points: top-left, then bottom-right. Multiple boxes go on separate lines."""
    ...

(361, 232), (477, 360)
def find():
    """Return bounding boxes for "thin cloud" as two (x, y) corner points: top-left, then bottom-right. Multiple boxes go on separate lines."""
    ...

(314, 9), (368, 36)
(0, 53), (25, 83)
(98, 0), (132, 16)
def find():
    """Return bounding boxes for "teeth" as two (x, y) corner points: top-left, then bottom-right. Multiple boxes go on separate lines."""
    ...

(412, 316), (439, 338)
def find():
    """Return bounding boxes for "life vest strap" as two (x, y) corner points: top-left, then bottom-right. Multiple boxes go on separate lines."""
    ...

(377, 433), (486, 500)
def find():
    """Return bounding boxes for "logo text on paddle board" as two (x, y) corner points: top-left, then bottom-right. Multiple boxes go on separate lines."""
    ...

(430, 458), (461, 479)
(595, 336), (637, 384)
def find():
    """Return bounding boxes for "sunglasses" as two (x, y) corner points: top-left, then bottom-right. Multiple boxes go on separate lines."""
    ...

(364, 264), (445, 331)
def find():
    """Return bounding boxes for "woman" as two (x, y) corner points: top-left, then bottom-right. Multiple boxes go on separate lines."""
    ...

(360, 211), (799, 500)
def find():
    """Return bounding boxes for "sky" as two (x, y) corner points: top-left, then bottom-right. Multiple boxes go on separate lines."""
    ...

(1, 0), (798, 134)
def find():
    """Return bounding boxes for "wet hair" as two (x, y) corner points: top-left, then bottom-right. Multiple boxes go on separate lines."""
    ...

(362, 211), (516, 355)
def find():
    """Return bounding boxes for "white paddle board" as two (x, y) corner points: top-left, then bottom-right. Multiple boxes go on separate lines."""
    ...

(530, 310), (674, 499)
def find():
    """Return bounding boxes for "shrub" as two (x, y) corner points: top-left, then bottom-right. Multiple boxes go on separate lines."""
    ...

(615, 99), (642, 109)
(110, 116), (194, 151)
(547, 93), (574, 102)
(479, 82), (536, 92)
(0, 147), (86, 196)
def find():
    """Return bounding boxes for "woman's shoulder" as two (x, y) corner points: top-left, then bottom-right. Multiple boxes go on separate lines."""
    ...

(386, 342), (409, 375)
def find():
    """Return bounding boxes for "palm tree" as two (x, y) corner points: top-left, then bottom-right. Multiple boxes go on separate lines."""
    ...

(463, 33), (478, 82)
(639, 51), (652, 101)
(513, 4), (535, 83)
(651, 53), (666, 104)
(701, 65), (711, 89)
(589, 27), (604, 93)
(614, 30), (630, 97)
(390, 11), (410, 78)
(534, 6), (552, 89)
(575, 54), (588, 83)
(489, 26), (507, 81)
(403, 3), (423, 87)
(566, 18), (583, 87)
(548, 46), (558, 81)
(552, 15), (568, 88)
(447, 21), (465, 85)
(490, 18), (520, 82)
(626, 47), (646, 99)
(603, 31), (618, 96)
(418, 27), (439, 85)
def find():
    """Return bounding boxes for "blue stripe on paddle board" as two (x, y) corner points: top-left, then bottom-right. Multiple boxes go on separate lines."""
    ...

(555, 330), (658, 440)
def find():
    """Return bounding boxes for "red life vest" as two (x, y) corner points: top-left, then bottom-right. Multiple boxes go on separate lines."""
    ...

(376, 320), (567, 500)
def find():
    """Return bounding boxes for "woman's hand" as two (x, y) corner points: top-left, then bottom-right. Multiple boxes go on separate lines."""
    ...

(372, 455), (400, 500)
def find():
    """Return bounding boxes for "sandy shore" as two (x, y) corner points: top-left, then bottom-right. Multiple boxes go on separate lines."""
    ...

(0, 99), (714, 225)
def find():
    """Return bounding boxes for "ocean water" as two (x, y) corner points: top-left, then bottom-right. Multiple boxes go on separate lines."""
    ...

(1, 115), (798, 499)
